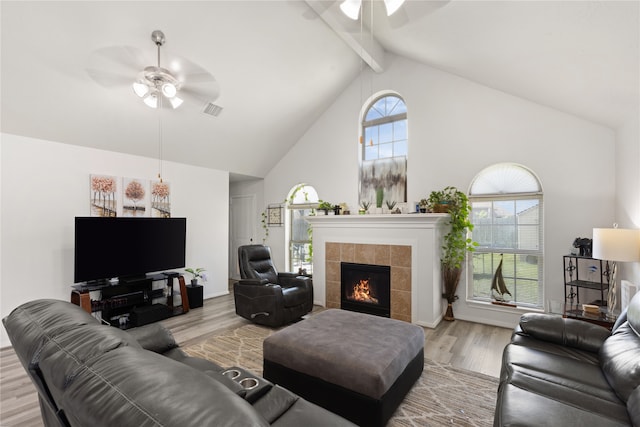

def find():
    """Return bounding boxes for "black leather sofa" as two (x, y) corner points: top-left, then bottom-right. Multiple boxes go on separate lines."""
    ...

(494, 292), (640, 426)
(3, 299), (356, 427)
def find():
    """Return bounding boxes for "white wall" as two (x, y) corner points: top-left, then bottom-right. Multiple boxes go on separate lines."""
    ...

(0, 134), (230, 348)
(262, 54), (616, 328)
(616, 117), (640, 283)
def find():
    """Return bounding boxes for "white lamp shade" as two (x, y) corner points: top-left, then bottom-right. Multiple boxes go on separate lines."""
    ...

(593, 228), (640, 262)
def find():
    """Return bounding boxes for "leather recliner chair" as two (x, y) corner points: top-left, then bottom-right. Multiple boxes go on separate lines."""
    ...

(233, 245), (313, 327)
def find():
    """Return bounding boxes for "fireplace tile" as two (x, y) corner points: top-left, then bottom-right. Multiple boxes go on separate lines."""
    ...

(391, 290), (411, 319)
(326, 260), (340, 282)
(340, 243), (355, 262)
(354, 244), (376, 264)
(390, 245), (411, 268)
(326, 242), (340, 261)
(391, 266), (411, 292)
(326, 280), (341, 306)
(374, 245), (391, 265)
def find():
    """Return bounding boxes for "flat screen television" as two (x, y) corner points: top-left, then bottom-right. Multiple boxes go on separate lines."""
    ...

(74, 217), (186, 283)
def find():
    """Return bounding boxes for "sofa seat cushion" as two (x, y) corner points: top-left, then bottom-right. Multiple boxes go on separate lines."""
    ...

(281, 286), (308, 307)
(496, 383), (631, 427)
(498, 344), (630, 425)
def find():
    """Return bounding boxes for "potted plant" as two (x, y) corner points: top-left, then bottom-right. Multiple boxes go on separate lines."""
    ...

(185, 267), (206, 286)
(385, 200), (397, 213)
(418, 199), (428, 213)
(318, 200), (333, 215)
(359, 200), (371, 215)
(427, 188), (452, 213)
(431, 186), (478, 321)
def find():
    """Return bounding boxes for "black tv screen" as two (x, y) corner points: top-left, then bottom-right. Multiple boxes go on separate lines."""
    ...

(74, 217), (186, 283)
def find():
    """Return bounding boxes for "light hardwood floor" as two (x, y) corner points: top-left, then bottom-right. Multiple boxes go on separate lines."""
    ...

(0, 291), (513, 427)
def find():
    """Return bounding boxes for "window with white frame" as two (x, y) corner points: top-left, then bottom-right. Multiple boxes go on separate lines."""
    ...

(286, 184), (318, 274)
(359, 94), (407, 205)
(469, 164), (544, 308)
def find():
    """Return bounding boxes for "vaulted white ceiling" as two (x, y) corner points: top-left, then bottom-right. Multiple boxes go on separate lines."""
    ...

(2, 1), (638, 180)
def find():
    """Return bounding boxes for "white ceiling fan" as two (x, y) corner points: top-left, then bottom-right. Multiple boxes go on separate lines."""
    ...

(86, 30), (221, 114)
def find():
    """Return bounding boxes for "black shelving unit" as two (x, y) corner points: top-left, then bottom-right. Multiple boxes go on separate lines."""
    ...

(71, 274), (182, 328)
(563, 255), (609, 305)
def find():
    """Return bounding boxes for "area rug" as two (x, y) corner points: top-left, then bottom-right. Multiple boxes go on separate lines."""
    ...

(183, 324), (498, 427)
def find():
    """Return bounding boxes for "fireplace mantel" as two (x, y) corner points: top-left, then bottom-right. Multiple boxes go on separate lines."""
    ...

(306, 214), (450, 327)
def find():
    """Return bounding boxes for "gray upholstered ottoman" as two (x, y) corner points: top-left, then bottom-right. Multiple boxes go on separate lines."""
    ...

(263, 309), (425, 427)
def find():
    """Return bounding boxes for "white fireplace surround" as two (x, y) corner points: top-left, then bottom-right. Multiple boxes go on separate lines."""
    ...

(306, 214), (450, 328)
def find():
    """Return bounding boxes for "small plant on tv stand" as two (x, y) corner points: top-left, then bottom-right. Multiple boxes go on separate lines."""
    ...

(185, 268), (206, 286)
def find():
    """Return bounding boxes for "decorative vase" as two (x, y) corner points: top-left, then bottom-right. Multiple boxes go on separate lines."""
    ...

(444, 303), (455, 321)
(191, 279), (198, 286)
(442, 266), (462, 321)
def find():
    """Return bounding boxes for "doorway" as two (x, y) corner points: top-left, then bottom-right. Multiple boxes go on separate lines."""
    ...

(229, 194), (256, 280)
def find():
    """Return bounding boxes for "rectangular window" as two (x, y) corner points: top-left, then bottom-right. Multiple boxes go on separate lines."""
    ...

(470, 197), (543, 307)
(289, 207), (313, 274)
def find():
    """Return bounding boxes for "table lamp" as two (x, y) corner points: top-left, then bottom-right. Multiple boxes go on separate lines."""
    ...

(592, 226), (640, 319)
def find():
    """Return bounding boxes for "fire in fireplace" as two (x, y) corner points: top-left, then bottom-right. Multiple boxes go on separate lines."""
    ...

(341, 262), (391, 317)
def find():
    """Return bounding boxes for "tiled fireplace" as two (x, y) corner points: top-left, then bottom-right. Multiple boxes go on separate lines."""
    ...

(327, 243), (410, 321)
(306, 214), (449, 327)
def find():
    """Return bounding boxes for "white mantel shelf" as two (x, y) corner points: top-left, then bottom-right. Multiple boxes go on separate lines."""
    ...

(305, 213), (449, 227)
(306, 213), (450, 328)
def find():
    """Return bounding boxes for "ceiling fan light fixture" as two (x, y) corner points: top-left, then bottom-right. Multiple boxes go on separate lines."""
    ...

(383, 0), (405, 16)
(143, 92), (158, 108)
(161, 82), (177, 98)
(134, 31), (185, 109)
(340, 0), (361, 20)
(133, 81), (150, 98)
(169, 96), (183, 109)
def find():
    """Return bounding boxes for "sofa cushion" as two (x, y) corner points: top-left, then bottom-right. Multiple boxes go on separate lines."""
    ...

(600, 321), (640, 403)
(37, 323), (142, 406)
(627, 386), (640, 426)
(57, 346), (270, 427)
(502, 344), (622, 405)
(519, 313), (610, 352)
(496, 383), (630, 427)
(127, 322), (179, 354)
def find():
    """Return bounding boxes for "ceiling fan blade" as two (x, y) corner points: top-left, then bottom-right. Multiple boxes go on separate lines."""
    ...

(85, 68), (134, 88)
(181, 83), (220, 104)
(86, 46), (148, 88)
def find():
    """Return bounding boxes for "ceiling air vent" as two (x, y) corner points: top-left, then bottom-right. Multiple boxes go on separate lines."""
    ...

(203, 102), (223, 117)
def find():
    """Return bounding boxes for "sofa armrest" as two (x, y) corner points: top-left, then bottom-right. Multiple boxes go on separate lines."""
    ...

(519, 313), (610, 353)
(238, 278), (270, 286)
(234, 282), (284, 298)
(126, 322), (179, 354)
(277, 273), (312, 289)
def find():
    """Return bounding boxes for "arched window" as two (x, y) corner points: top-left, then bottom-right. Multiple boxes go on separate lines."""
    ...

(469, 163), (544, 308)
(286, 184), (318, 273)
(359, 94), (407, 207)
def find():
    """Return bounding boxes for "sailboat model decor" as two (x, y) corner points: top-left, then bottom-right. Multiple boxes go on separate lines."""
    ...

(491, 254), (516, 307)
